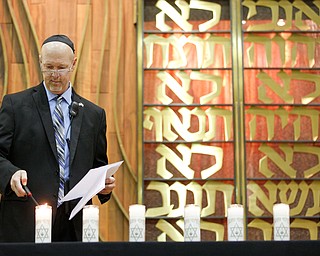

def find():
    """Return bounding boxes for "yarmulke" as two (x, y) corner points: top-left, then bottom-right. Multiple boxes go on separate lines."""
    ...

(42, 34), (75, 53)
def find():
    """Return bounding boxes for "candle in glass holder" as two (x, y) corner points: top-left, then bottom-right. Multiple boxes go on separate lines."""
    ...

(184, 204), (200, 242)
(129, 204), (146, 242)
(35, 204), (52, 243)
(82, 205), (99, 242)
(273, 203), (290, 241)
(227, 204), (244, 241)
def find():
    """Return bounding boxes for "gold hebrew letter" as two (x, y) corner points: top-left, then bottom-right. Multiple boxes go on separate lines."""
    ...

(156, 71), (193, 104)
(189, 0), (221, 31)
(155, 0), (193, 31)
(201, 181), (234, 217)
(146, 181), (173, 217)
(144, 35), (188, 68)
(156, 219), (184, 241)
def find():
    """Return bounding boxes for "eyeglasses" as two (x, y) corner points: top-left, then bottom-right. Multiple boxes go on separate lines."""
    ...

(41, 67), (72, 76)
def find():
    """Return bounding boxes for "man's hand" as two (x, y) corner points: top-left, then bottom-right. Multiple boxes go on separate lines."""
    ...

(10, 170), (28, 197)
(99, 176), (115, 195)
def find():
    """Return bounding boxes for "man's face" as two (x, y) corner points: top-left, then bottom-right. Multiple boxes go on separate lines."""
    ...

(39, 42), (76, 95)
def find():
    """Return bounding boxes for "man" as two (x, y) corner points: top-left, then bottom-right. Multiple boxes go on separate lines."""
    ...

(0, 34), (115, 242)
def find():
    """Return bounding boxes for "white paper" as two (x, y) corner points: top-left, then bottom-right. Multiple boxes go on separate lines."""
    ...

(61, 161), (123, 219)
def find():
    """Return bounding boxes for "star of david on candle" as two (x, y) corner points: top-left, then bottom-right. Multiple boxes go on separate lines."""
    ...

(83, 224), (97, 242)
(185, 224), (199, 241)
(130, 224), (144, 241)
(36, 224), (50, 242)
(275, 222), (289, 239)
(230, 222), (243, 240)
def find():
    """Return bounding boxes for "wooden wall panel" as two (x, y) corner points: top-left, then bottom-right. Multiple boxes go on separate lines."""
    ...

(0, 0), (137, 241)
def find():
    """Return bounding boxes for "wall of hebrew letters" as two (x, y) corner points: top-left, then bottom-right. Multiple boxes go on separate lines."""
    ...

(140, 0), (320, 241)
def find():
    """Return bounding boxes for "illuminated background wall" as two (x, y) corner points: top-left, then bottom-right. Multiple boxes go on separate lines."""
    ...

(139, 0), (320, 241)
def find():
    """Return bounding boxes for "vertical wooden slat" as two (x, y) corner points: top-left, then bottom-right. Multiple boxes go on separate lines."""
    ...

(0, 19), (9, 101)
(59, 0), (77, 38)
(7, 0), (30, 88)
(121, 1), (138, 235)
(73, 0), (91, 89)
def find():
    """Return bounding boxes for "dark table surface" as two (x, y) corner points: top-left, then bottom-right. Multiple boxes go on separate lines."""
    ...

(0, 240), (319, 256)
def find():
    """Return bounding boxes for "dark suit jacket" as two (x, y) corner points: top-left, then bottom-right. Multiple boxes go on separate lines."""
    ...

(0, 83), (110, 242)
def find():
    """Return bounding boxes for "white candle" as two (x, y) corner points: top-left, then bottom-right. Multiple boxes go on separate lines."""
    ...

(129, 204), (146, 242)
(184, 204), (200, 242)
(227, 204), (244, 241)
(273, 203), (290, 241)
(82, 205), (99, 242)
(35, 204), (52, 243)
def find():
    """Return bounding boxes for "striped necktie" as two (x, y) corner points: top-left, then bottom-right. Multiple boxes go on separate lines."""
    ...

(53, 96), (66, 207)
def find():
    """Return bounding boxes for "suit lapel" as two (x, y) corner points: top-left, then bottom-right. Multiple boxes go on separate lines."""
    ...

(32, 85), (84, 166)
(69, 92), (84, 165)
(32, 83), (58, 161)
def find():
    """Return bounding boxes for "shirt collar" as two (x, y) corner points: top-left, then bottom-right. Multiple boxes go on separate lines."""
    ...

(43, 81), (72, 105)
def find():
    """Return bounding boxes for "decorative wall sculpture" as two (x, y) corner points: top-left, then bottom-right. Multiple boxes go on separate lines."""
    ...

(139, 0), (320, 241)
